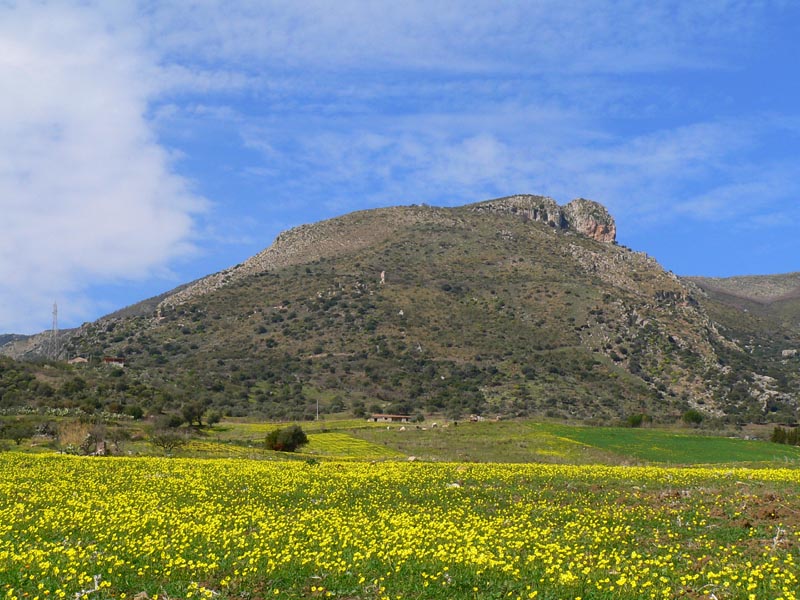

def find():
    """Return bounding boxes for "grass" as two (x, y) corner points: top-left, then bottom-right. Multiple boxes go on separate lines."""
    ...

(349, 420), (800, 466)
(8, 416), (800, 466)
(545, 423), (800, 465)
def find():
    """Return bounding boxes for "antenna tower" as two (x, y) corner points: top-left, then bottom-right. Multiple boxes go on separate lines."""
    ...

(51, 302), (59, 360)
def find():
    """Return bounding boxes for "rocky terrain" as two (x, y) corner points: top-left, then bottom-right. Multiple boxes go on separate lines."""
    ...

(1, 194), (797, 423)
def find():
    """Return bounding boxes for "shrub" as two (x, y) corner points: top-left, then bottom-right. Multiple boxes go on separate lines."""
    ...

(125, 405), (144, 420)
(771, 426), (799, 446)
(265, 425), (309, 452)
(155, 414), (184, 429)
(627, 414), (644, 428)
(682, 409), (704, 426)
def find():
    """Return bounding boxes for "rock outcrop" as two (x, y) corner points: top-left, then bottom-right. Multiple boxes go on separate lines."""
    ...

(470, 194), (565, 228)
(471, 194), (616, 243)
(562, 198), (617, 243)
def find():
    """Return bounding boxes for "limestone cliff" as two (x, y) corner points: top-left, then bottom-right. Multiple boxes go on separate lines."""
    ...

(562, 198), (617, 243)
(469, 194), (565, 228)
(470, 194), (616, 243)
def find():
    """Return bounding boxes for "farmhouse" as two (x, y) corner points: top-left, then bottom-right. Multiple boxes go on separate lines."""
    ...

(369, 414), (412, 423)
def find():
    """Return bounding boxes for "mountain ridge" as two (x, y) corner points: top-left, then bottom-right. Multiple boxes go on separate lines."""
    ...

(1, 194), (797, 424)
(157, 194), (617, 311)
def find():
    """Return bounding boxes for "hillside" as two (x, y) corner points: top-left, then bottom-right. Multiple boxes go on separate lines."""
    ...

(2, 195), (798, 423)
(687, 273), (800, 335)
(0, 334), (29, 348)
(687, 272), (800, 304)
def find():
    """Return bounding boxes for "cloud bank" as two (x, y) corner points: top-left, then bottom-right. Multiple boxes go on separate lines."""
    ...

(2, 0), (798, 331)
(0, 2), (204, 333)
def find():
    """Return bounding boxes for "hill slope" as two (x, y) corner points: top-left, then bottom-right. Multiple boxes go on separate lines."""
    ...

(2, 195), (797, 422)
(687, 273), (800, 335)
(684, 273), (800, 415)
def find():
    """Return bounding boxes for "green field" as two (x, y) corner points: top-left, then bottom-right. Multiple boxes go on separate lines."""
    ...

(347, 420), (800, 466)
(5, 415), (800, 467)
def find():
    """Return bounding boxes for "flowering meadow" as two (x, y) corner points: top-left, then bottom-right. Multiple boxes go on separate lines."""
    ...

(1, 454), (798, 600)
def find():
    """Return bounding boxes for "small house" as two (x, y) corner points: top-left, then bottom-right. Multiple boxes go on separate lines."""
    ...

(369, 414), (412, 423)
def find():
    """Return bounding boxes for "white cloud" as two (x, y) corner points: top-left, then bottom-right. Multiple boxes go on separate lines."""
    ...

(1, 0), (793, 332)
(0, 2), (205, 333)
(142, 1), (764, 74)
(235, 107), (800, 238)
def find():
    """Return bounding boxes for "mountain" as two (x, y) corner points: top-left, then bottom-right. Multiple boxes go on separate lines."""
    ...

(2, 194), (798, 423)
(0, 334), (29, 348)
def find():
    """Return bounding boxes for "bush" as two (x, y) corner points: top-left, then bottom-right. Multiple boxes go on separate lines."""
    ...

(265, 425), (309, 452)
(155, 414), (184, 429)
(682, 409), (704, 426)
(626, 413), (651, 428)
(125, 405), (144, 420)
(771, 426), (799, 446)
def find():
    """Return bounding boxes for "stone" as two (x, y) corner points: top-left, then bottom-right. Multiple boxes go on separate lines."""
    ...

(562, 198), (617, 243)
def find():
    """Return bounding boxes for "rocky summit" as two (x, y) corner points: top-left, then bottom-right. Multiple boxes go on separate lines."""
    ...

(1, 194), (797, 424)
(469, 195), (617, 243)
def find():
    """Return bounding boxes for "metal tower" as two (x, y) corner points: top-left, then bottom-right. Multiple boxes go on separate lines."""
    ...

(51, 302), (59, 360)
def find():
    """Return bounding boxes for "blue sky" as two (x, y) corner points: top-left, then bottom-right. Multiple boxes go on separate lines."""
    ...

(2, 1), (799, 334)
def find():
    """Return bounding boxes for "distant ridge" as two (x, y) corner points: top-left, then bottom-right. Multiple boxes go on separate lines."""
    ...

(687, 272), (800, 304)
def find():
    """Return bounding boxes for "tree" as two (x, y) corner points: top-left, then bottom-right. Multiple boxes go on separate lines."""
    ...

(206, 410), (222, 426)
(182, 401), (207, 427)
(150, 430), (188, 455)
(265, 425), (309, 452)
(351, 399), (367, 418)
(1, 421), (35, 445)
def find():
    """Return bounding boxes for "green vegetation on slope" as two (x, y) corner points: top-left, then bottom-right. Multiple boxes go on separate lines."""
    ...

(43, 205), (786, 422)
(3, 201), (798, 424)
